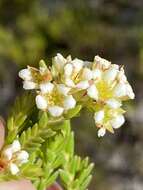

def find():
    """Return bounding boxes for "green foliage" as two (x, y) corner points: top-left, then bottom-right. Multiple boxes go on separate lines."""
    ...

(60, 156), (94, 190)
(20, 112), (56, 152)
(6, 93), (35, 144)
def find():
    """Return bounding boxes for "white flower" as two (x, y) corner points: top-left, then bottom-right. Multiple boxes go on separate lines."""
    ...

(48, 106), (64, 117)
(87, 84), (98, 100)
(9, 163), (20, 175)
(2, 140), (29, 175)
(76, 81), (89, 90)
(94, 110), (104, 124)
(40, 82), (54, 94)
(36, 95), (48, 110)
(64, 95), (76, 110)
(23, 81), (37, 90)
(111, 115), (125, 129)
(98, 127), (106, 137)
(19, 69), (32, 80)
(106, 99), (121, 109)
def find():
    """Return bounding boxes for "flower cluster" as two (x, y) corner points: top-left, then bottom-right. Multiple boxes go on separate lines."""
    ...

(1, 140), (29, 175)
(19, 53), (135, 137)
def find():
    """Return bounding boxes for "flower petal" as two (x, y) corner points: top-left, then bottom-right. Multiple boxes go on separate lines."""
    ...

(111, 115), (125, 129)
(94, 110), (104, 124)
(98, 127), (106, 137)
(12, 140), (21, 153)
(64, 63), (73, 76)
(64, 95), (76, 110)
(82, 68), (93, 80)
(19, 69), (32, 80)
(23, 81), (37, 90)
(76, 81), (89, 90)
(106, 99), (121, 109)
(87, 85), (98, 100)
(48, 106), (64, 117)
(36, 95), (48, 110)
(9, 163), (19, 175)
(40, 82), (54, 94)
(58, 84), (71, 96)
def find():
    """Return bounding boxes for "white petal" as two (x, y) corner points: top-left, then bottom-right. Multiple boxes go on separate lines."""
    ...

(19, 69), (32, 80)
(48, 106), (64, 117)
(12, 140), (21, 153)
(98, 128), (106, 137)
(126, 83), (135, 99)
(72, 58), (84, 72)
(82, 68), (93, 80)
(23, 81), (37, 90)
(94, 110), (104, 124)
(58, 84), (71, 96)
(64, 95), (76, 110)
(40, 82), (54, 94)
(111, 115), (125, 129)
(3, 147), (13, 160)
(54, 53), (66, 71)
(64, 63), (73, 76)
(87, 85), (98, 100)
(36, 95), (48, 110)
(106, 99), (121, 109)
(76, 81), (89, 90)
(103, 66), (119, 82)
(65, 78), (75, 87)
(94, 55), (111, 69)
(113, 83), (126, 98)
(17, 151), (29, 161)
(9, 163), (19, 175)
(118, 68), (127, 83)
(92, 69), (102, 80)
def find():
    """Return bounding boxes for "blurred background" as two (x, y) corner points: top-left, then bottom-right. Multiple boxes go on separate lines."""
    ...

(0, 0), (142, 189)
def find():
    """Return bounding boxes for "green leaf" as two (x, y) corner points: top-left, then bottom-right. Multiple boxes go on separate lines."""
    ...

(64, 105), (82, 119)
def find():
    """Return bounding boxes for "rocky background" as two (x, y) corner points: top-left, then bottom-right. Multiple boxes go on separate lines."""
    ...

(0, 0), (142, 189)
